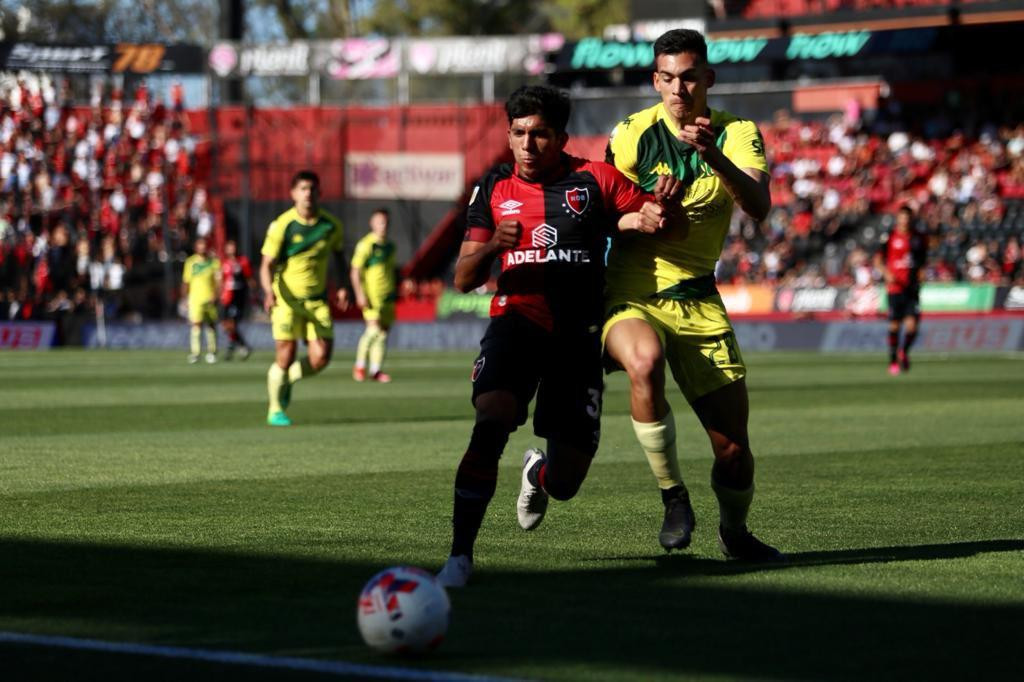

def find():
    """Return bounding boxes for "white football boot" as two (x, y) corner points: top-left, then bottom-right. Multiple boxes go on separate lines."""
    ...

(516, 448), (549, 530)
(437, 554), (472, 588)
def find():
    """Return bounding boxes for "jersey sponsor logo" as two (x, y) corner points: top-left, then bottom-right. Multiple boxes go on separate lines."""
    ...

(531, 223), (558, 248)
(505, 249), (591, 266)
(498, 199), (523, 216)
(564, 187), (590, 216)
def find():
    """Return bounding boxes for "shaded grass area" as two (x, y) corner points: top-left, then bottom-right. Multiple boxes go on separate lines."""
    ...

(1, 350), (1023, 680)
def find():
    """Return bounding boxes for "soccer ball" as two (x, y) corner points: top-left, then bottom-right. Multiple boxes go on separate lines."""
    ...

(356, 566), (451, 654)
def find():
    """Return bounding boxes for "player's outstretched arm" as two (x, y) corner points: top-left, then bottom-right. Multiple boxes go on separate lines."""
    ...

(454, 219), (519, 292)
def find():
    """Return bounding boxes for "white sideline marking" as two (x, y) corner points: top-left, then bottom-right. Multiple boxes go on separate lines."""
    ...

(0, 631), (521, 681)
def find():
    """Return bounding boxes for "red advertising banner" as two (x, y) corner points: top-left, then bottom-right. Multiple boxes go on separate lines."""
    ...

(0, 322), (55, 350)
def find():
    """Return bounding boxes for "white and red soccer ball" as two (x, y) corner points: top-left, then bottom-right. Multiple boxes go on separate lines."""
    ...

(356, 566), (450, 654)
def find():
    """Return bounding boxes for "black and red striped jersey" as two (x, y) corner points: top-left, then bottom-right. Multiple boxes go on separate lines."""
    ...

(465, 154), (649, 331)
(880, 227), (927, 294)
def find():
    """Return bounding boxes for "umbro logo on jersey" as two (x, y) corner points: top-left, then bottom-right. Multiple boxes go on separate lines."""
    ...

(531, 223), (558, 248)
(564, 187), (589, 215)
(498, 199), (523, 216)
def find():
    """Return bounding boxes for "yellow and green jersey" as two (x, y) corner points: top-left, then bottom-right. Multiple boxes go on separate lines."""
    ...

(183, 255), (220, 304)
(606, 104), (769, 297)
(351, 233), (397, 303)
(261, 207), (345, 300)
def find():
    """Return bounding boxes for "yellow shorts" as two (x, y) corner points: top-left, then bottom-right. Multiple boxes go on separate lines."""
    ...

(188, 300), (218, 325)
(602, 293), (745, 403)
(362, 300), (396, 327)
(271, 297), (334, 341)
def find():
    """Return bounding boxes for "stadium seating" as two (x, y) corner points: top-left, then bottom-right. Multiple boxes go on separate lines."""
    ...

(0, 77), (209, 322)
(2, 78), (1022, 330)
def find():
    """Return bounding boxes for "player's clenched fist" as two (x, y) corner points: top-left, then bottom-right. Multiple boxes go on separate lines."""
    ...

(492, 219), (521, 250)
(632, 201), (669, 234)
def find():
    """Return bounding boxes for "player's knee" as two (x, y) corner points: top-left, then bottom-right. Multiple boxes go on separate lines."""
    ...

(467, 419), (510, 461)
(623, 347), (663, 384)
(714, 439), (750, 464)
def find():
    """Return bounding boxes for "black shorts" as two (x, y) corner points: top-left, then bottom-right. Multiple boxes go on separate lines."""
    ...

(221, 300), (246, 321)
(471, 314), (603, 455)
(888, 289), (920, 321)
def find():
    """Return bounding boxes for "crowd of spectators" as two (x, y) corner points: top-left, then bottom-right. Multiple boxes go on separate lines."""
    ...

(716, 107), (1024, 290)
(2, 76), (1022, 342)
(0, 75), (212, 341)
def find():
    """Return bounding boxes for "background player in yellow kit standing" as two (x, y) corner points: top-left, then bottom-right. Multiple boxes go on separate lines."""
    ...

(350, 208), (398, 383)
(182, 237), (221, 364)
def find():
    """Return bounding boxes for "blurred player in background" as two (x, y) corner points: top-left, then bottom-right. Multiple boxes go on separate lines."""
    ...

(182, 237), (220, 364)
(350, 208), (397, 383)
(604, 28), (780, 560)
(876, 205), (927, 374)
(437, 85), (678, 587)
(219, 239), (253, 360)
(259, 170), (350, 426)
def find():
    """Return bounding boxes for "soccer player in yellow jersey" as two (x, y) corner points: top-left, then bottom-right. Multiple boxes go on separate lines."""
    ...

(604, 29), (780, 560)
(259, 170), (350, 426)
(182, 237), (221, 364)
(350, 208), (398, 383)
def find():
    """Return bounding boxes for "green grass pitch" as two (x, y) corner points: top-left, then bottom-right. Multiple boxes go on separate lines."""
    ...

(1, 349), (1022, 680)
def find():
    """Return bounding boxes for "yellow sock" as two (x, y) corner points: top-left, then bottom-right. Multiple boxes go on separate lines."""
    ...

(288, 358), (315, 383)
(631, 409), (683, 490)
(189, 326), (201, 356)
(205, 325), (217, 354)
(267, 364), (287, 414)
(368, 330), (388, 374)
(711, 478), (754, 531)
(355, 328), (375, 369)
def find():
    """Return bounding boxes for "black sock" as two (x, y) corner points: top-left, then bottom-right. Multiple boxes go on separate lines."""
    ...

(450, 421), (508, 559)
(888, 331), (899, 362)
(902, 329), (917, 353)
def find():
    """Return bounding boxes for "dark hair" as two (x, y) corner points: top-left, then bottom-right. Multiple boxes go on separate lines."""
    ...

(291, 170), (320, 189)
(372, 207), (389, 219)
(505, 85), (571, 134)
(898, 205), (915, 218)
(653, 29), (708, 64)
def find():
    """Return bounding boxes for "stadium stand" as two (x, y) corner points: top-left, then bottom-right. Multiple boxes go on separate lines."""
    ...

(2, 81), (1022, 335)
(0, 77), (210, 335)
(719, 110), (1024, 287)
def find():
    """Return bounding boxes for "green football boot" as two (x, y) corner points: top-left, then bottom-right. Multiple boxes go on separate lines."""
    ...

(267, 411), (292, 427)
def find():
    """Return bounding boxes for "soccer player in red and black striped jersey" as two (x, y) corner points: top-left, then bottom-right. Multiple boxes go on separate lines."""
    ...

(436, 85), (681, 587)
(876, 205), (927, 374)
(220, 239), (253, 360)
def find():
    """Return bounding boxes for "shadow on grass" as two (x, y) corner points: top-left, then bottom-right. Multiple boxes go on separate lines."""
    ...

(588, 538), (1024, 576)
(0, 537), (1021, 681)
